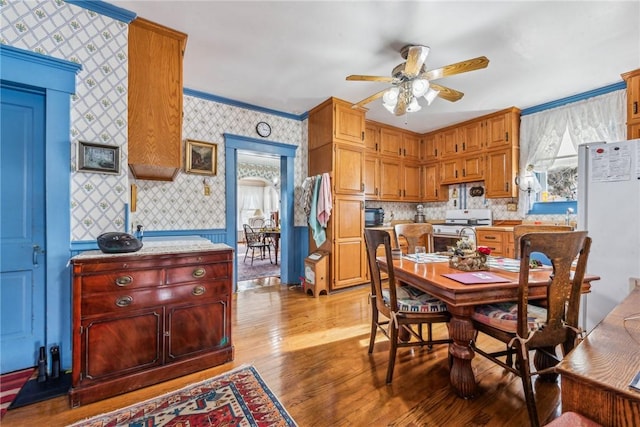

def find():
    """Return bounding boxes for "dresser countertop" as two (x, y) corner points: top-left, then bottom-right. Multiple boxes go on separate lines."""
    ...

(71, 241), (232, 261)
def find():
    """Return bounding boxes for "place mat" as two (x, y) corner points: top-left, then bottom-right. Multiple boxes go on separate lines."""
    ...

(486, 256), (522, 272)
(403, 253), (450, 263)
(442, 272), (511, 284)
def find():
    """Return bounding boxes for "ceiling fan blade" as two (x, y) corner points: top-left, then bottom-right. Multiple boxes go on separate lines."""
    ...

(402, 45), (430, 78)
(393, 95), (408, 116)
(429, 83), (464, 102)
(351, 88), (387, 109)
(422, 56), (489, 80)
(346, 75), (396, 83)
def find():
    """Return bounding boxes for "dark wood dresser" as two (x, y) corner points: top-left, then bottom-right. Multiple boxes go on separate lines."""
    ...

(556, 284), (640, 426)
(69, 243), (233, 407)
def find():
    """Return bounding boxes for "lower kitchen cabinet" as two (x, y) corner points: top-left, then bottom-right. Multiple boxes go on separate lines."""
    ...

(70, 245), (233, 407)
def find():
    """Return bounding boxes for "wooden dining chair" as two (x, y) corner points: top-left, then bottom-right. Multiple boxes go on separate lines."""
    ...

(394, 223), (434, 254)
(513, 224), (572, 259)
(363, 228), (451, 384)
(242, 224), (271, 265)
(470, 231), (591, 427)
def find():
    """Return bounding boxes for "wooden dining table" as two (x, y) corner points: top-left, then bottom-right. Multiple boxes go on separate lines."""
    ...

(261, 229), (281, 265)
(377, 255), (600, 399)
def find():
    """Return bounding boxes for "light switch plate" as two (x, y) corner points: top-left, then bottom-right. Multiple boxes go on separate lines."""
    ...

(507, 202), (517, 211)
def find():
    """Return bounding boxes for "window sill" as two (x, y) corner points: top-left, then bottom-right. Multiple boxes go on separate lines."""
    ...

(528, 200), (577, 215)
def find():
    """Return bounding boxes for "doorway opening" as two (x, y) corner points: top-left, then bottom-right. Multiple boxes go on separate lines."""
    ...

(237, 150), (281, 283)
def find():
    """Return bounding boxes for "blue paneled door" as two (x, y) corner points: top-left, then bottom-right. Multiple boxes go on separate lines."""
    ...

(1, 86), (46, 373)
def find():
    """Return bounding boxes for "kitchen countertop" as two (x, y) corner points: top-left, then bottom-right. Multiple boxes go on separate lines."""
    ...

(476, 225), (515, 232)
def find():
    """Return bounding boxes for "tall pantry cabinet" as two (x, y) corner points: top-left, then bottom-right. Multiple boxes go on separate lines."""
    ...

(308, 97), (368, 291)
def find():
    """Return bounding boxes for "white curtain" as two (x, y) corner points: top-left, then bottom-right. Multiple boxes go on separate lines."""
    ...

(519, 89), (626, 214)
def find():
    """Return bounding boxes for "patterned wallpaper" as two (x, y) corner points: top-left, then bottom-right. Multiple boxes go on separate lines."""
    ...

(2, 0), (130, 241)
(130, 95), (306, 231)
(2, 0), (307, 241)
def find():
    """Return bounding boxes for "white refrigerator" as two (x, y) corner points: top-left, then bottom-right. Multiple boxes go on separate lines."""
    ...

(577, 139), (640, 332)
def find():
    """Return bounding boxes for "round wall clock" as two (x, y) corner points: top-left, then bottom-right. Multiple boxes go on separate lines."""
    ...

(256, 121), (271, 137)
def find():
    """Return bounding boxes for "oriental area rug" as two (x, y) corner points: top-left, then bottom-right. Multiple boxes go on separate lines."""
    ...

(69, 365), (297, 427)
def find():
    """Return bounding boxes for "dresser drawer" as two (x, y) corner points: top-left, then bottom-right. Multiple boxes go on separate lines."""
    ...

(81, 269), (163, 293)
(166, 262), (230, 284)
(81, 282), (228, 316)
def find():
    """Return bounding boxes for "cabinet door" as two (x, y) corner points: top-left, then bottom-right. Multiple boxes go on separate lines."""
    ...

(440, 127), (459, 157)
(332, 196), (366, 289)
(81, 309), (163, 382)
(167, 297), (229, 361)
(629, 122), (640, 140)
(334, 101), (365, 144)
(626, 72), (640, 123)
(422, 132), (440, 162)
(402, 162), (421, 201)
(485, 148), (518, 198)
(365, 122), (380, 153)
(440, 158), (460, 184)
(380, 127), (403, 157)
(402, 132), (421, 161)
(334, 144), (364, 195)
(460, 154), (484, 182)
(421, 163), (446, 202)
(364, 155), (380, 200)
(128, 18), (187, 181)
(380, 158), (401, 200)
(460, 120), (483, 152)
(485, 112), (512, 149)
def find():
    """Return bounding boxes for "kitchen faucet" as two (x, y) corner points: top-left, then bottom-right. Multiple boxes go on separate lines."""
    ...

(565, 208), (574, 226)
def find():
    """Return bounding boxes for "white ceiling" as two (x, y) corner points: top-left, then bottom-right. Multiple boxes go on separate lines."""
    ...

(112, 1), (640, 134)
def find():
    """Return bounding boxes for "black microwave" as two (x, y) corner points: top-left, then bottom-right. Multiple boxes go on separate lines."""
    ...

(365, 208), (384, 227)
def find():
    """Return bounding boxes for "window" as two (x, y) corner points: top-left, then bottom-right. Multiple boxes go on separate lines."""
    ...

(520, 89), (626, 214)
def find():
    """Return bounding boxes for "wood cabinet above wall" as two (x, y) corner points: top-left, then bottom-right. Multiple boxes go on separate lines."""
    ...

(622, 68), (640, 140)
(128, 18), (187, 181)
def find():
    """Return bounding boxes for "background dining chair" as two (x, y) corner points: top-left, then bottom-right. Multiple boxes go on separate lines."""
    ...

(470, 231), (591, 427)
(394, 223), (434, 254)
(513, 224), (572, 259)
(242, 224), (271, 265)
(364, 228), (451, 384)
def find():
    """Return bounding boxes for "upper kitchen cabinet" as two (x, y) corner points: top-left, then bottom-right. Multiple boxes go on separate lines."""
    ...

(379, 126), (403, 157)
(402, 132), (421, 162)
(128, 18), (188, 181)
(421, 131), (440, 162)
(364, 121), (381, 153)
(308, 97), (366, 150)
(485, 146), (519, 198)
(623, 68), (640, 138)
(484, 108), (520, 150)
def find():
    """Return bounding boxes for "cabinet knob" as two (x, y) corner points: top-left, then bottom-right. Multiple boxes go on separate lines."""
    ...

(115, 275), (133, 286)
(115, 296), (133, 307)
(192, 285), (206, 296)
(192, 268), (206, 278)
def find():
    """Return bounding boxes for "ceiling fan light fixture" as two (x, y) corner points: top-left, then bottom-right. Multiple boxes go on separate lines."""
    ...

(424, 87), (440, 105)
(382, 87), (399, 106)
(406, 97), (422, 112)
(411, 79), (429, 97)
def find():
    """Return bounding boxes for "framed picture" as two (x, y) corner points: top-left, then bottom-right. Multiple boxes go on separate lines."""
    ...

(78, 141), (120, 174)
(185, 139), (217, 176)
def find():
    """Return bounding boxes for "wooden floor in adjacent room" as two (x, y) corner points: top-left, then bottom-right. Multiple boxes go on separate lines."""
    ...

(2, 277), (564, 426)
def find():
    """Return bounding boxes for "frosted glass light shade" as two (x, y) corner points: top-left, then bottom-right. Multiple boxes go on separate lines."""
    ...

(411, 79), (429, 97)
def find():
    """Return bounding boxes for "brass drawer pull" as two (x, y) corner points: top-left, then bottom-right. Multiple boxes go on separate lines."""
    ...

(192, 285), (206, 296)
(115, 296), (133, 307)
(115, 275), (133, 286)
(192, 268), (206, 278)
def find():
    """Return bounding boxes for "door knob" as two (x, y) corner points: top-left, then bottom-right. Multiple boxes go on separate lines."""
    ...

(32, 244), (45, 267)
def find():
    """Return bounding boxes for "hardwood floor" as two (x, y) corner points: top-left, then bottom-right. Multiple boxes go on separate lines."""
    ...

(2, 279), (564, 426)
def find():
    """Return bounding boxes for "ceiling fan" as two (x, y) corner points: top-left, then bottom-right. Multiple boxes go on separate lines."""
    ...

(346, 45), (489, 116)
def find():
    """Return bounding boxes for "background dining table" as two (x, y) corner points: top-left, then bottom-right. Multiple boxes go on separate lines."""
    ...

(377, 255), (600, 399)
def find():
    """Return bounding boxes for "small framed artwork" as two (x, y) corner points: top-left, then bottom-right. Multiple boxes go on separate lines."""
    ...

(78, 141), (120, 174)
(185, 139), (217, 176)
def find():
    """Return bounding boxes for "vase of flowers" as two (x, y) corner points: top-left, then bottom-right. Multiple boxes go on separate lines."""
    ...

(448, 230), (492, 271)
